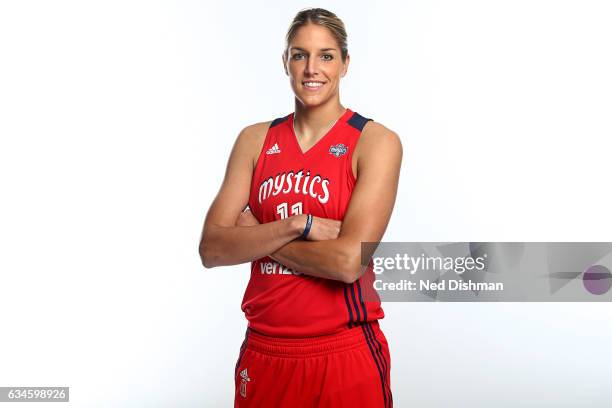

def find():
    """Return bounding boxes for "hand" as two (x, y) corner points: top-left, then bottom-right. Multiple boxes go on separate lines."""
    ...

(269, 214), (342, 265)
(297, 215), (342, 241)
(236, 208), (260, 227)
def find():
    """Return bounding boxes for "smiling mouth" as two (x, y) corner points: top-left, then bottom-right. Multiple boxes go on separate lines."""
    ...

(302, 81), (325, 90)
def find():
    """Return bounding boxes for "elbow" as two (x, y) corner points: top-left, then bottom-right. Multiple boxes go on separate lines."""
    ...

(338, 247), (363, 284)
(199, 250), (213, 269)
(199, 240), (217, 269)
(342, 274), (358, 284)
(200, 256), (214, 269)
(341, 267), (362, 284)
(199, 225), (224, 269)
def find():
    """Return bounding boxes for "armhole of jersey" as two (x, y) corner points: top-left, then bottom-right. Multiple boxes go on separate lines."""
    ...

(346, 112), (373, 184)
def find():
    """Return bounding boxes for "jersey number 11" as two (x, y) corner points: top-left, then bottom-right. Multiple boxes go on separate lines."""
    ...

(276, 202), (303, 219)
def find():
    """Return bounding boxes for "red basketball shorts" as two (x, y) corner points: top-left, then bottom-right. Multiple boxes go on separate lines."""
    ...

(234, 320), (393, 407)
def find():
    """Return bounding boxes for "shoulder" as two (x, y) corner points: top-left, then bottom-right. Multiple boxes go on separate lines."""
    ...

(234, 120), (275, 169)
(237, 111), (292, 147)
(236, 120), (272, 144)
(356, 120), (403, 161)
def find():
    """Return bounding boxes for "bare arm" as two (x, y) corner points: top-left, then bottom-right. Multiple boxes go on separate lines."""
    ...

(267, 123), (403, 283)
(199, 123), (306, 268)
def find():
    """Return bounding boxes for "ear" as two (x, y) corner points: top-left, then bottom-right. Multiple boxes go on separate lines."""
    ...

(282, 52), (288, 76)
(341, 53), (350, 77)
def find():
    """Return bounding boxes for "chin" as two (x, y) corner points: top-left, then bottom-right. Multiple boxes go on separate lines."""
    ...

(297, 95), (328, 108)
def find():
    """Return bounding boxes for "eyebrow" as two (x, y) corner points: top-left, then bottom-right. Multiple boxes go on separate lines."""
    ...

(291, 47), (337, 52)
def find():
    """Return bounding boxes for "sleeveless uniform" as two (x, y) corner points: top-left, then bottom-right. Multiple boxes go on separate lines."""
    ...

(234, 108), (393, 408)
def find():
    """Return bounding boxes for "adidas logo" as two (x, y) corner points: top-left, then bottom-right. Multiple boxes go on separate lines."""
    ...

(266, 143), (281, 155)
(239, 368), (251, 398)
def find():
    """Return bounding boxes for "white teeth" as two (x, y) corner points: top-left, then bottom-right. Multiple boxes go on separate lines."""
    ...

(304, 82), (323, 87)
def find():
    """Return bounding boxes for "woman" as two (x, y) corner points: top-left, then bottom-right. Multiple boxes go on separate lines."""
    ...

(199, 8), (402, 408)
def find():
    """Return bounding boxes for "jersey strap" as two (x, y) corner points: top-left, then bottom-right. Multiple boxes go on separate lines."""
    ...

(347, 111), (373, 132)
(269, 114), (290, 128)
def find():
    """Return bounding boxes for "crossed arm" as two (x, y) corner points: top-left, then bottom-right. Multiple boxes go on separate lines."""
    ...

(199, 122), (402, 284)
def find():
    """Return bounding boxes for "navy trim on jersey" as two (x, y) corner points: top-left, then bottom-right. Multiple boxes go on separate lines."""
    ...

(269, 114), (290, 128)
(347, 112), (373, 131)
(343, 284), (355, 328)
(356, 279), (368, 322)
(349, 283), (362, 323)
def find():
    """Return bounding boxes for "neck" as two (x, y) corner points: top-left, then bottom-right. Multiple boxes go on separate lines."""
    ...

(293, 99), (346, 139)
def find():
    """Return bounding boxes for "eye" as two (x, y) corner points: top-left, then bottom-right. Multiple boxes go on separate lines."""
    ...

(322, 54), (333, 61)
(292, 53), (304, 60)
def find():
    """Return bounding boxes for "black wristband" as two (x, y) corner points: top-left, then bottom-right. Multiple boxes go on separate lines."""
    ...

(300, 214), (313, 240)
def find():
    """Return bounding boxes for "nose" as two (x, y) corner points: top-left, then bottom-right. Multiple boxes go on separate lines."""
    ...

(304, 55), (319, 76)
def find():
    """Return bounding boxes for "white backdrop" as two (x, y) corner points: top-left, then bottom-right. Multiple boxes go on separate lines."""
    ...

(1, 0), (611, 406)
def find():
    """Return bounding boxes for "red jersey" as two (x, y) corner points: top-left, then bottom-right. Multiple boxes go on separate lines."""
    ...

(241, 107), (384, 337)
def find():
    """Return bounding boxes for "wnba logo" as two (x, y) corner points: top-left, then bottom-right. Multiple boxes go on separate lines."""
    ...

(329, 143), (348, 157)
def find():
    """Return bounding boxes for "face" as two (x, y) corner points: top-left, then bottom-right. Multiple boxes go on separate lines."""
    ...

(283, 23), (349, 108)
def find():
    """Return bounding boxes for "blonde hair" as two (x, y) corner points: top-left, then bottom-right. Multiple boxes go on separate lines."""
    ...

(284, 8), (348, 63)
